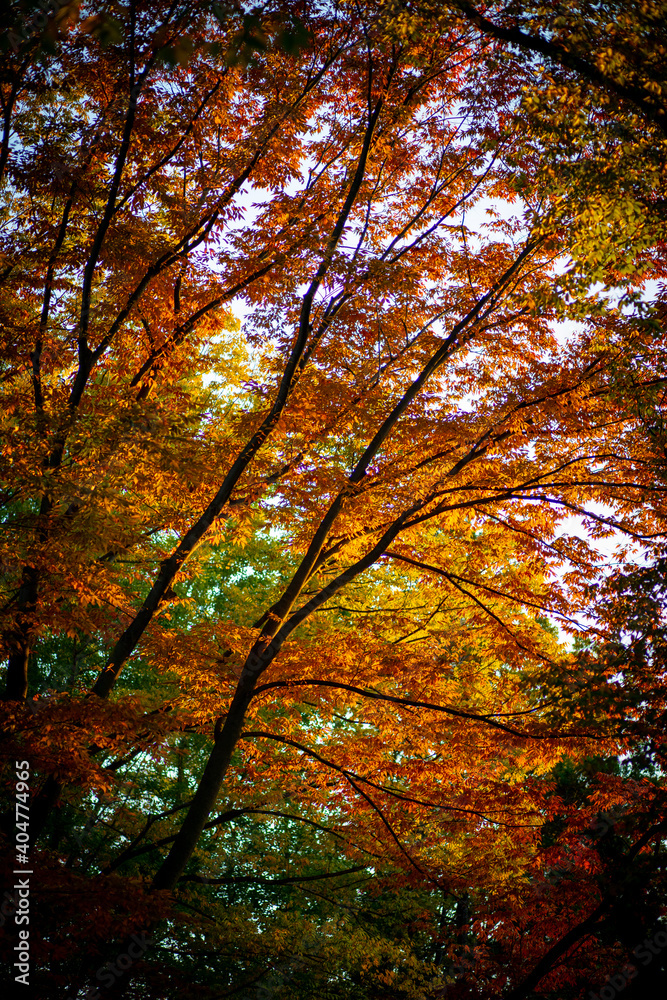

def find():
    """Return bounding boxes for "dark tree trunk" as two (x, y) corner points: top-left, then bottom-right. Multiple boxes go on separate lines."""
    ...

(3, 566), (38, 701)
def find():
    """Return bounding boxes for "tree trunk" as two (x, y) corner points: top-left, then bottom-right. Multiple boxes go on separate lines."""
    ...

(3, 566), (38, 701)
(150, 673), (256, 890)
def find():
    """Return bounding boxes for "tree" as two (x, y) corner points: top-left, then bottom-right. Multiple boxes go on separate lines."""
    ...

(1, 1), (666, 997)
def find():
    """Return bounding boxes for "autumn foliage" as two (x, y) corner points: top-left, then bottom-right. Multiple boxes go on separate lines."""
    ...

(1, 1), (667, 998)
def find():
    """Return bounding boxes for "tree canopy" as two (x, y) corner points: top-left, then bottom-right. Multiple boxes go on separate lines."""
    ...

(1, 2), (666, 998)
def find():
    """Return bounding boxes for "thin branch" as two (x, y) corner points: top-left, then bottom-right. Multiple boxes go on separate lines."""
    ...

(252, 679), (586, 739)
(179, 865), (366, 886)
(241, 730), (429, 877)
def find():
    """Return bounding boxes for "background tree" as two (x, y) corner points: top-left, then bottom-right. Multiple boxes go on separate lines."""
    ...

(1, 1), (666, 997)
